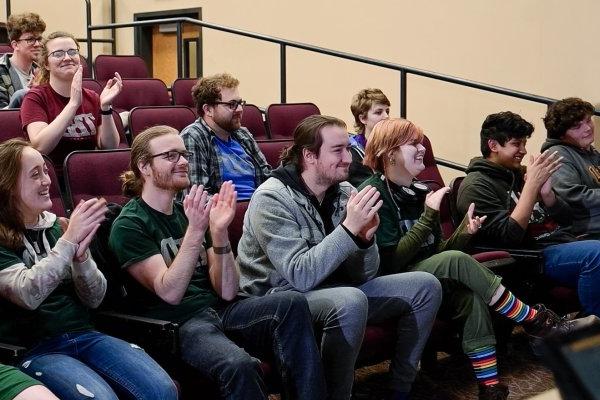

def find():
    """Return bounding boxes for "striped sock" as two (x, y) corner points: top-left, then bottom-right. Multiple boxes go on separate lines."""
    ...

(467, 345), (499, 386)
(491, 289), (537, 323)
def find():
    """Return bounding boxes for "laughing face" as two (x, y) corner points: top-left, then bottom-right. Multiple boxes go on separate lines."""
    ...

(563, 115), (595, 150)
(17, 146), (52, 223)
(147, 134), (190, 192)
(389, 139), (426, 179)
(492, 138), (527, 170)
(313, 124), (353, 187)
(44, 37), (80, 81)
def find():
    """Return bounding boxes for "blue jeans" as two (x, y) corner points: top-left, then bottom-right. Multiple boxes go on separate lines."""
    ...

(304, 271), (442, 399)
(543, 240), (600, 316)
(179, 291), (326, 400)
(19, 330), (177, 400)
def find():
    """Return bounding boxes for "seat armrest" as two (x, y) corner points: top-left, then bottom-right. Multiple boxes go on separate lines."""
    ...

(472, 246), (544, 273)
(95, 311), (179, 356)
(0, 342), (26, 364)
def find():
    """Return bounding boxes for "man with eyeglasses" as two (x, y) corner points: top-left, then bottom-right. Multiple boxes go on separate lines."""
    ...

(109, 125), (326, 399)
(0, 12), (45, 108)
(180, 72), (270, 200)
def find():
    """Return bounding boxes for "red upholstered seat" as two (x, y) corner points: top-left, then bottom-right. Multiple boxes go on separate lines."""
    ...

(94, 55), (149, 86)
(265, 102), (320, 139)
(82, 78), (102, 95)
(43, 156), (67, 218)
(63, 149), (131, 208)
(171, 78), (197, 109)
(0, 44), (13, 54)
(257, 139), (293, 168)
(241, 104), (268, 140)
(129, 105), (196, 138)
(0, 109), (26, 142)
(111, 78), (171, 112)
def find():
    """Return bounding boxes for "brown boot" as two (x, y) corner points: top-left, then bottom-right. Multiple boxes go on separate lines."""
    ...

(478, 383), (509, 400)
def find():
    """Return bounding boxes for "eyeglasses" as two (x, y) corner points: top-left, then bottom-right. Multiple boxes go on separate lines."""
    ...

(150, 150), (193, 163)
(214, 99), (246, 111)
(49, 48), (79, 59)
(16, 36), (43, 45)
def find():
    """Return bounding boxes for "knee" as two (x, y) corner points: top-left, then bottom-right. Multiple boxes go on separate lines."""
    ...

(143, 375), (178, 400)
(413, 271), (443, 305)
(217, 351), (261, 385)
(335, 287), (369, 316)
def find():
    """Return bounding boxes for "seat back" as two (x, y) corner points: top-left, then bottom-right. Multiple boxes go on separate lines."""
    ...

(94, 55), (149, 85)
(111, 78), (171, 112)
(129, 106), (197, 138)
(0, 109), (25, 142)
(111, 109), (130, 148)
(241, 104), (268, 140)
(449, 176), (466, 228)
(257, 139), (293, 168)
(63, 149), (132, 208)
(171, 78), (197, 108)
(80, 55), (92, 79)
(230, 201), (250, 256)
(0, 44), (13, 54)
(416, 135), (452, 238)
(44, 156), (67, 217)
(265, 102), (320, 139)
(82, 78), (103, 95)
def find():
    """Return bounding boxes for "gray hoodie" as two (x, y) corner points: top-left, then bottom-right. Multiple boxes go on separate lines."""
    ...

(541, 139), (600, 238)
(237, 164), (379, 296)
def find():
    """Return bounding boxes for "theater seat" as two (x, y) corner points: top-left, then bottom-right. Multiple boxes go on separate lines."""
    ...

(0, 109), (25, 142)
(241, 104), (268, 140)
(94, 55), (149, 86)
(171, 78), (197, 109)
(265, 103), (320, 139)
(129, 105), (197, 138)
(257, 139), (293, 168)
(111, 78), (171, 113)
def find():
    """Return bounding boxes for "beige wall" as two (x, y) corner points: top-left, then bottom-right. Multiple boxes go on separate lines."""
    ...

(3, 0), (599, 181)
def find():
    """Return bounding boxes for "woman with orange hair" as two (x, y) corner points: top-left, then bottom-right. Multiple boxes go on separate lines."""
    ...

(359, 118), (589, 400)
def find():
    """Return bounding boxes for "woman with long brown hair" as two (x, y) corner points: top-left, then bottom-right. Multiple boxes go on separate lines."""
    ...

(0, 139), (177, 399)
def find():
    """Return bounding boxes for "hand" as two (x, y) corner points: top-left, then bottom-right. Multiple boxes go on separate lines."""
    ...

(342, 186), (383, 236)
(183, 184), (212, 235)
(100, 72), (123, 109)
(209, 181), (237, 232)
(74, 224), (100, 263)
(62, 198), (107, 246)
(358, 212), (380, 242)
(69, 65), (83, 108)
(424, 186), (450, 211)
(524, 151), (562, 193)
(465, 202), (487, 235)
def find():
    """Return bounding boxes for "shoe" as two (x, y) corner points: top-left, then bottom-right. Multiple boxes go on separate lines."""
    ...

(523, 304), (600, 338)
(478, 383), (509, 400)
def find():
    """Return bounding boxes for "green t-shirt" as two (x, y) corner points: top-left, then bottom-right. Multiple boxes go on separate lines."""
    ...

(109, 197), (218, 323)
(0, 220), (93, 347)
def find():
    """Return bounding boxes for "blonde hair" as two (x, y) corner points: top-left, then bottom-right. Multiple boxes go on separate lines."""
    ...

(363, 118), (424, 173)
(121, 125), (180, 197)
(36, 31), (80, 85)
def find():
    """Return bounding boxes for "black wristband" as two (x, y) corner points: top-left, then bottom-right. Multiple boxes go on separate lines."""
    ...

(213, 243), (232, 255)
(100, 107), (113, 115)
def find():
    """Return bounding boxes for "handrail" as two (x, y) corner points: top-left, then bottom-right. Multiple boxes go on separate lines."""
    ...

(85, 16), (600, 118)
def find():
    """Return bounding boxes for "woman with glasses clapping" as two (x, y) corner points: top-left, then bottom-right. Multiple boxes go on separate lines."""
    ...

(20, 31), (123, 180)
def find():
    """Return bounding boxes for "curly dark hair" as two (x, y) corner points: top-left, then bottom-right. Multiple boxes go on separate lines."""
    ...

(191, 73), (239, 116)
(543, 98), (595, 140)
(480, 111), (534, 157)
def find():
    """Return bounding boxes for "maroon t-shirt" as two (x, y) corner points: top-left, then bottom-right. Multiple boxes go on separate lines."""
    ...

(21, 84), (102, 173)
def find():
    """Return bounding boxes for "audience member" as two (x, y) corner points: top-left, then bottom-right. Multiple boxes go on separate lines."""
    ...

(0, 139), (177, 399)
(237, 115), (442, 400)
(180, 73), (270, 200)
(0, 12), (45, 109)
(109, 125), (326, 400)
(0, 364), (58, 400)
(359, 118), (596, 400)
(348, 88), (390, 186)
(457, 111), (600, 317)
(542, 98), (600, 238)
(20, 31), (122, 177)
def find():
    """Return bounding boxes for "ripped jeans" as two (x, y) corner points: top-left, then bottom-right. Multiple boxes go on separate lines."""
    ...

(19, 330), (177, 400)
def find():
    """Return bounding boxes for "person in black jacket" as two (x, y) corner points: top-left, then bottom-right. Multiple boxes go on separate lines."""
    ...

(457, 111), (600, 318)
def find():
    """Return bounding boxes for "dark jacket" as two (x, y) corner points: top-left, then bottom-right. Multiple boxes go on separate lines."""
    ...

(456, 157), (575, 248)
(541, 139), (600, 239)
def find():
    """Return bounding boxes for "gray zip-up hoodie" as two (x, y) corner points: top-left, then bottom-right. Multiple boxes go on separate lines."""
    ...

(541, 139), (600, 238)
(237, 164), (379, 296)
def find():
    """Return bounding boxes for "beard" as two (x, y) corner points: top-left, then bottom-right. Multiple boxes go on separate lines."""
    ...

(213, 112), (242, 132)
(314, 162), (349, 187)
(152, 165), (189, 192)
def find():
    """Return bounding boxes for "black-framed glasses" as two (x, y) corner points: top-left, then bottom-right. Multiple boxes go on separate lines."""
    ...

(150, 150), (193, 163)
(49, 48), (79, 59)
(214, 99), (246, 111)
(16, 36), (43, 45)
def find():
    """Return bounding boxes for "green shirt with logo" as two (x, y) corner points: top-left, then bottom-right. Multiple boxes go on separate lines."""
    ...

(109, 197), (218, 323)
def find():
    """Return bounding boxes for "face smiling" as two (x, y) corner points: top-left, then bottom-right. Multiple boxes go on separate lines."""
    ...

(312, 124), (353, 187)
(563, 115), (595, 150)
(491, 138), (527, 170)
(13, 31), (43, 63)
(147, 134), (190, 192)
(17, 146), (52, 223)
(360, 102), (390, 138)
(45, 37), (80, 80)
(388, 139), (426, 179)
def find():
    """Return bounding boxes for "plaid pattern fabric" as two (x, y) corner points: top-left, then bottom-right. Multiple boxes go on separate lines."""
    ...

(180, 118), (271, 197)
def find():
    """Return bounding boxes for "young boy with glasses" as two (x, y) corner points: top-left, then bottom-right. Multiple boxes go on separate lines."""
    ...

(0, 12), (46, 108)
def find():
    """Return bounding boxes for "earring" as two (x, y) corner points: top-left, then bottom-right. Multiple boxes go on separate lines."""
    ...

(389, 158), (396, 165)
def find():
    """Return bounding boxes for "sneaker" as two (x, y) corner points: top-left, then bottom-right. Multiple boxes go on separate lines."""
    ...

(523, 304), (600, 338)
(479, 383), (509, 400)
